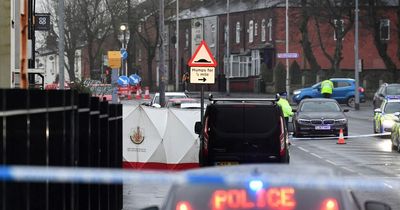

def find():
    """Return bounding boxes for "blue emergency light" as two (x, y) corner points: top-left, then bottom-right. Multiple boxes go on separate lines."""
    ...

(385, 95), (400, 100)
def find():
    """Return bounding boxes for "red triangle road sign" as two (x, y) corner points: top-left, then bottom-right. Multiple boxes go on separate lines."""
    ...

(188, 40), (218, 67)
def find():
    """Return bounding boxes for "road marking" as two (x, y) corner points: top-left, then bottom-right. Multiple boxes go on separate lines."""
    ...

(310, 153), (322, 159)
(341, 167), (356, 173)
(325, 159), (338, 166)
(384, 183), (393, 189)
(297, 147), (309, 152)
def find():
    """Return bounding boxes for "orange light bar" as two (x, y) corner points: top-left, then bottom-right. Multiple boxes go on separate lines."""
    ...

(176, 201), (192, 210)
(321, 198), (339, 210)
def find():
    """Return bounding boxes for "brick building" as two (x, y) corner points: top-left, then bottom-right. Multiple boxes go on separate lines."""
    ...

(134, 0), (400, 92)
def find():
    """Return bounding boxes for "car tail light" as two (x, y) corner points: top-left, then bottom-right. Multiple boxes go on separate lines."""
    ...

(203, 116), (209, 155)
(320, 198), (339, 210)
(176, 201), (193, 210)
(358, 87), (365, 93)
(279, 117), (285, 156)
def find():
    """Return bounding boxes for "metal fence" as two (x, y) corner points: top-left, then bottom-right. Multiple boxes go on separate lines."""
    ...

(0, 89), (122, 210)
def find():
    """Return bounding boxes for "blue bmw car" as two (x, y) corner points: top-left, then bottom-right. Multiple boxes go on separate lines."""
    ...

(292, 78), (366, 107)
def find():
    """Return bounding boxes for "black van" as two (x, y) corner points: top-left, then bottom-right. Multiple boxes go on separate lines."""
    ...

(194, 97), (290, 166)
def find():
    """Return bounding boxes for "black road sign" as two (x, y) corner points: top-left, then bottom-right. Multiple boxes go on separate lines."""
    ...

(34, 13), (51, 31)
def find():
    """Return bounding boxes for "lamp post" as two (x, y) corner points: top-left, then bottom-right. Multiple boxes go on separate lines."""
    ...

(120, 23), (127, 76)
(354, 0), (360, 110)
(285, 0), (290, 98)
(175, 0), (179, 91)
(226, 0), (230, 96)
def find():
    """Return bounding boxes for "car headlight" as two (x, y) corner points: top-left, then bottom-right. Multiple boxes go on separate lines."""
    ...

(293, 90), (301, 95)
(298, 119), (311, 125)
(382, 119), (395, 128)
(335, 118), (347, 124)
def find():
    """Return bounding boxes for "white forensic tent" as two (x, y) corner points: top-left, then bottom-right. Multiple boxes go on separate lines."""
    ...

(123, 105), (200, 170)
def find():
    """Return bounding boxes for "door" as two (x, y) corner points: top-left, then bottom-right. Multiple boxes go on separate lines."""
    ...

(332, 80), (352, 102)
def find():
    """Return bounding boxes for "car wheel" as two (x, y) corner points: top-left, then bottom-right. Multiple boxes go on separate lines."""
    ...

(347, 96), (355, 108)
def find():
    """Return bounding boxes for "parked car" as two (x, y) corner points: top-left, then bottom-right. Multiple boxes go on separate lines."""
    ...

(149, 92), (188, 108)
(194, 96), (290, 166)
(373, 96), (400, 134)
(293, 98), (349, 137)
(90, 84), (112, 101)
(292, 78), (365, 107)
(166, 98), (206, 109)
(373, 83), (400, 109)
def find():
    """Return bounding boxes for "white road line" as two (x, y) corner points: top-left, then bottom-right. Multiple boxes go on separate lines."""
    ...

(325, 159), (338, 166)
(384, 183), (393, 189)
(297, 146), (309, 153)
(341, 167), (356, 173)
(310, 153), (322, 159)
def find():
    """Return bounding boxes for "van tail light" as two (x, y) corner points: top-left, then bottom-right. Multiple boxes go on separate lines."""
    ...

(358, 87), (365, 93)
(176, 201), (193, 210)
(203, 117), (209, 155)
(279, 117), (286, 156)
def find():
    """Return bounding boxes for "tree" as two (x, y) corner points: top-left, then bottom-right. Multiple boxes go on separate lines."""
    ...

(311, 0), (355, 75)
(77, 0), (112, 79)
(44, 0), (83, 82)
(297, 0), (321, 73)
(134, 0), (162, 88)
(365, 0), (397, 81)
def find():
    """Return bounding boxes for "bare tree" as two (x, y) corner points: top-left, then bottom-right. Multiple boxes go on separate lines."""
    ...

(134, 0), (162, 88)
(77, 0), (112, 79)
(365, 0), (397, 81)
(297, 0), (321, 73)
(310, 0), (355, 75)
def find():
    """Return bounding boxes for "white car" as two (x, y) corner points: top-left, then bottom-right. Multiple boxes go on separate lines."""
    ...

(151, 92), (188, 108)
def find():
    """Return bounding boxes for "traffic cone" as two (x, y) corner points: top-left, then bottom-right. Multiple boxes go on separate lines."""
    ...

(135, 89), (142, 100)
(337, 129), (346, 144)
(144, 86), (150, 100)
(127, 90), (132, 100)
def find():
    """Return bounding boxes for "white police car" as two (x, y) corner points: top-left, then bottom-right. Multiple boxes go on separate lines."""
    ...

(373, 96), (400, 134)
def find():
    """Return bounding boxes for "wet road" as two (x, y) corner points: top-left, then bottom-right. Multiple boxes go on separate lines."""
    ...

(123, 102), (400, 210)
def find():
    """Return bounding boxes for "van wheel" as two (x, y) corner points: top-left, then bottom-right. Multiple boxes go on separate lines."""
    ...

(347, 97), (355, 108)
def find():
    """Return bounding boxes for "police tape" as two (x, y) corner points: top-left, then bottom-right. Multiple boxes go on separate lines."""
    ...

(291, 132), (391, 140)
(1, 165), (400, 191)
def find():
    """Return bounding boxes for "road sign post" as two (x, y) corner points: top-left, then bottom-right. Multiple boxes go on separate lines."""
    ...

(188, 40), (217, 126)
(108, 51), (122, 103)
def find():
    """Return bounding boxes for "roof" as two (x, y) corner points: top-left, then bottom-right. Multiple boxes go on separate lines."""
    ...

(330, 78), (355, 81)
(300, 98), (338, 102)
(178, 0), (398, 20)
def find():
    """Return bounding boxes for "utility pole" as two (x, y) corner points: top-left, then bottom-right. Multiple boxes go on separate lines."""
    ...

(175, 0), (179, 91)
(285, 0), (290, 98)
(354, 0), (360, 110)
(226, 0), (230, 96)
(20, 0), (29, 89)
(159, 0), (166, 106)
(58, 0), (65, 89)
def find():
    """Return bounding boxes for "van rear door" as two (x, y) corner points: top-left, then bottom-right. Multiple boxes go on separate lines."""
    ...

(243, 104), (281, 162)
(207, 104), (244, 165)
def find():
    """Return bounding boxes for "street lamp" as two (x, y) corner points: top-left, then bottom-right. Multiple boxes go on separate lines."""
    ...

(120, 23), (127, 76)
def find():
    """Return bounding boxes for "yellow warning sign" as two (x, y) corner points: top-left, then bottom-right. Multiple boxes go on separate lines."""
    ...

(108, 51), (121, 69)
(190, 67), (215, 84)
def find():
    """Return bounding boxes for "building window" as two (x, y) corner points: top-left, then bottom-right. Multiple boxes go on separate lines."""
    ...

(268, 18), (272, 41)
(251, 50), (261, 76)
(248, 20), (254, 43)
(261, 19), (266, 42)
(211, 24), (216, 47)
(334, 19), (344, 40)
(236, 22), (241, 44)
(380, 19), (390, 40)
(225, 55), (252, 78)
(254, 22), (258, 36)
(185, 29), (189, 48)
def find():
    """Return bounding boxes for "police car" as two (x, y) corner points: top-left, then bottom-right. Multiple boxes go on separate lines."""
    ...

(373, 96), (400, 134)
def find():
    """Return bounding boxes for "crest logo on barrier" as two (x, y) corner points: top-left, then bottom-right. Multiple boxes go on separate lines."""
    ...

(130, 126), (145, 145)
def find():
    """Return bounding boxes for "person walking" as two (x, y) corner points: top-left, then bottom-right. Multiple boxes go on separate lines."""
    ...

(277, 92), (293, 128)
(182, 72), (189, 92)
(320, 79), (334, 98)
